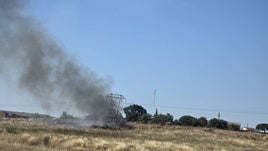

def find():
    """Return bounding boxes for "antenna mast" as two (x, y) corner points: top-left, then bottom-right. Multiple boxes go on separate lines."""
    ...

(154, 89), (156, 113)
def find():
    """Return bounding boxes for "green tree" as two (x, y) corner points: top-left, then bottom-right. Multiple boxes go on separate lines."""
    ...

(123, 104), (147, 122)
(197, 117), (208, 127)
(152, 113), (173, 124)
(209, 118), (228, 129)
(155, 108), (158, 116)
(179, 115), (198, 126)
(256, 123), (268, 133)
(138, 113), (152, 124)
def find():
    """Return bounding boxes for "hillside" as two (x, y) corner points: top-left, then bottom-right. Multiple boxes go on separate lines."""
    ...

(0, 119), (267, 151)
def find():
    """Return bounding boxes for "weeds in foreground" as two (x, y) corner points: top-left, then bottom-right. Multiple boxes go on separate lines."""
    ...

(0, 119), (267, 151)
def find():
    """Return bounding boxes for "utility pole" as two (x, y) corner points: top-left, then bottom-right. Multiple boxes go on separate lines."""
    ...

(153, 89), (156, 115)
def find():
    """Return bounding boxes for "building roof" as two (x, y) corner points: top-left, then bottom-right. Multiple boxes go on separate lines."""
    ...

(0, 110), (52, 118)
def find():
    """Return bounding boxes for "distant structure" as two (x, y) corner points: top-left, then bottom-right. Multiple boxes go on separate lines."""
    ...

(105, 93), (126, 127)
(217, 113), (221, 120)
(154, 89), (157, 115)
(107, 93), (126, 113)
(0, 110), (51, 119)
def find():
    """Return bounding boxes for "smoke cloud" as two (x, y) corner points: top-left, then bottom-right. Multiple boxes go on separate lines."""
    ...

(0, 0), (114, 118)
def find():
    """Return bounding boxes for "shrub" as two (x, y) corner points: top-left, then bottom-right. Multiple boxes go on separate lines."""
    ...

(179, 115), (198, 126)
(43, 136), (50, 146)
(151, 113), (173, 124)
(209, 118), (228, 129)
(6, 127), (19, 134)
(138, 113), (152, 124)
(228, 123), (240, 131)
(173, 119), (181, 125)
(197, 117), (208, 127)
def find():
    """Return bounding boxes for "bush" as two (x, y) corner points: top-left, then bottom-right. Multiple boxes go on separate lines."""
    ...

(197, 117), (208, 127)
(228, 123), (240, 131)
(43, 136), (50, 146)
(179, 115), (198, 126)
(151, 113), (173, 124)
(6, 127), (19, 134)
(138, 113), (152, 124)
(173, 119), (181, 125)
(209, 118), (228, 129)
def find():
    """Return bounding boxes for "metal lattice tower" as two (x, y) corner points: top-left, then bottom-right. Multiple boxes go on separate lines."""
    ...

(105, 93), (126, 127)
(108, 93), (126, 111)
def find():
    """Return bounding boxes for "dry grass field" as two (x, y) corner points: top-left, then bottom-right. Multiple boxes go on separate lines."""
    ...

(0, 119), (267, 151)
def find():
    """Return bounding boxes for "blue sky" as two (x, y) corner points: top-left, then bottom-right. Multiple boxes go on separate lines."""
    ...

(1, 0), (267, 127)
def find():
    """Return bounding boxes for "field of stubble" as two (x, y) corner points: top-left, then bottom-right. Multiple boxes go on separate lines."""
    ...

(0, 119), (267, 151)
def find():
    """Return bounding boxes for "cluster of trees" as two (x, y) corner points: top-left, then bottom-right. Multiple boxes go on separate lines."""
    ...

(123, 105), (173, 124)
(123, 104), (237, 130)
(174, 116), (208, 127)
(59, 104), (267, 132)
(256, 123), (268, 133)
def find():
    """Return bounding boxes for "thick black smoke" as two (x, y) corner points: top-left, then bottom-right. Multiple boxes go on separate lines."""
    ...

(0, 0), (114, 119)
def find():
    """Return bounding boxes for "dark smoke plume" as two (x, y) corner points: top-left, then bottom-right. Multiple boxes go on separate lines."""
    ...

(0, 0), (114, 119)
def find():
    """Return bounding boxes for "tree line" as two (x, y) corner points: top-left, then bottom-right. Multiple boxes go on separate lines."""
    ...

(123, 104), (268, 132)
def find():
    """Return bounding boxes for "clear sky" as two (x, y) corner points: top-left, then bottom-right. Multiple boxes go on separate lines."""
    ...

(1, 0), (267, 127)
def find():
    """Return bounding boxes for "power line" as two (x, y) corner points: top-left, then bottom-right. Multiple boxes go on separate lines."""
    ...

(123, 102), (268, 116)
(1, 102), (267, 116)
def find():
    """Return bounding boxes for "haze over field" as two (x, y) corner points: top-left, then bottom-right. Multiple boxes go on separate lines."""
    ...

(0, 0), (267, 127)
(0, 0), (115, 120)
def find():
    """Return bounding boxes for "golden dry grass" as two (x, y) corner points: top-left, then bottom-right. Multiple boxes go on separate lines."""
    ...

(0, 119), (267, 151)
